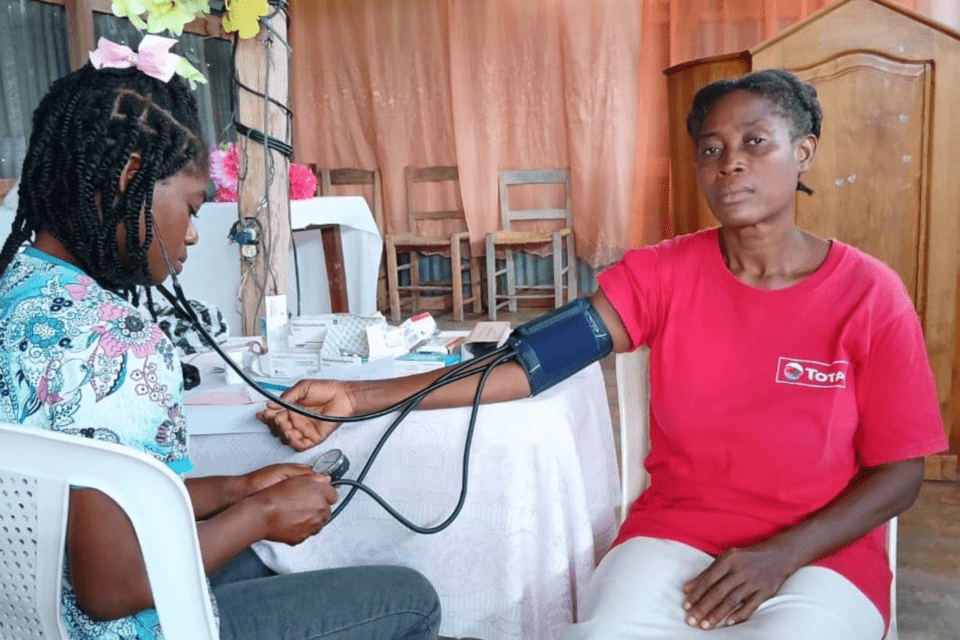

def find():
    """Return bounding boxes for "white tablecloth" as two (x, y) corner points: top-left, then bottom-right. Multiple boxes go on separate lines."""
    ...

(183, 356), (621, 640)
(178, 197), (381, 333)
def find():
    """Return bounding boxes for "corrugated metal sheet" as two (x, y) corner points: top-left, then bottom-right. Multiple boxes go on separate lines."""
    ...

(0, 4), (234, 180)
(0, 0), (70, 179)
(404, 253), (600, 298)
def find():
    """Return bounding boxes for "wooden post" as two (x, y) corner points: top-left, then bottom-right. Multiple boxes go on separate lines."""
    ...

(64, 0), (95, 71)
(235, 13), (290, 336)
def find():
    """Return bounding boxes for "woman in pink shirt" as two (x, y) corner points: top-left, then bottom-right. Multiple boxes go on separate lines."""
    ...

(260, 70), (946, 639)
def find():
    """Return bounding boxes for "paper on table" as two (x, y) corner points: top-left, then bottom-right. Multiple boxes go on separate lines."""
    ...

(183, 388), (257, 406)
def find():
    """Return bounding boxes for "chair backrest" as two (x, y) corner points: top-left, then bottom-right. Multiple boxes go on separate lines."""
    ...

(615, 348), (651, 518)
(886, 517), (899, 640)
(313, 166), (385, 235)
(612, 349), (899, 637)
(0, 422), (217, 640)
(405, 165), (466, 232)
(498, 168), (572, 231)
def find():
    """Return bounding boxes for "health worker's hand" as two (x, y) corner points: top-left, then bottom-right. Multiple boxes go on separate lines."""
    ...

(681, 542), (795, 629)
(256, 379), (354, 451)
(242, 463), (314, 497)
(247, 473), (339, 545)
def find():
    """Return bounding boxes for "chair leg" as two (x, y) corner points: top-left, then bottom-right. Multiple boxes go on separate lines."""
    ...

(505, 248), (517, 313)
(451, 238), (465, 323)
(567, 233), (577, 303)
(470, 255), (482, 314)
(410, 251), (421, 315)
(553, 232), (563, 308)
(386, 239), (402, 323)
(486, 236), (497, 321)
(376, 249), (388, 313)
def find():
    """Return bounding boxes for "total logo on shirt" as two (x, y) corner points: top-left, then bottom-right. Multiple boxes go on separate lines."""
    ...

(776, 357), (848, 389)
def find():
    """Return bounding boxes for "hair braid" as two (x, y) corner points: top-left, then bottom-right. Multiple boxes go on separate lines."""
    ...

(685, 69), (823, 195)
(1, 64), (207, 298)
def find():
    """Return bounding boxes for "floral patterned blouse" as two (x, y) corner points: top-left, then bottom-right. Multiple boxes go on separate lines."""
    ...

(0, 247), (205, 639)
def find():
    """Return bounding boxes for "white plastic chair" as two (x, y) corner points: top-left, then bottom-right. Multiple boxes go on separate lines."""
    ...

(613, 348), (899, 639)
(0, 421), (217, 640)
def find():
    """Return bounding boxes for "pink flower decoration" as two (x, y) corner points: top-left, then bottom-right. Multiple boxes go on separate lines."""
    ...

(210, 143), (240, 191)
(222, 146), (240, 185)
(214, 185), (238, 203)
(288, 163), (317, 200)
(209, 142), (318, 202)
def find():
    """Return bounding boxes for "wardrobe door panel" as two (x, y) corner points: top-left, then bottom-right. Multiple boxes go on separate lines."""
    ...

(792, 54), (930, 314)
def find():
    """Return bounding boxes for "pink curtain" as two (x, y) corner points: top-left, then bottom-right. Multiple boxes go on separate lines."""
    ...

(290, 0), (933, 268)
(289, 0), (459, 241)
(290, 0), (640, 267)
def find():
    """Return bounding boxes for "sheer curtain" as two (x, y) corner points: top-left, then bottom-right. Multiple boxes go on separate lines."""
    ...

(289, 0), (936, 268)
(290, 0), (640, 268)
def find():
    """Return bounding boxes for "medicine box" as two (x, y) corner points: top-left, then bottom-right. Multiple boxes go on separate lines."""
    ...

(416, 331), (469, 355)
(290, 314), (335, 348)
(267, 348), (321, 378)
(394, 352), (461, 374)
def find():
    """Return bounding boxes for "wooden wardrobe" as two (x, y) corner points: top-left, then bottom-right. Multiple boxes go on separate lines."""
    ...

(664, 0), (960, 470)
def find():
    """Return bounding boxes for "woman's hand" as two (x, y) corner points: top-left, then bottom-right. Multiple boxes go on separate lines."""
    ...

(682, 457), (924, 630)
(246, 473), (339, 545)
(242, 463), (314, 497)
(256, 379), (354, 451)
(681, 542), (795, 629)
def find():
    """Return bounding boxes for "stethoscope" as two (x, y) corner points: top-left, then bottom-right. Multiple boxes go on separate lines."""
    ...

(154, 234), (516, 533)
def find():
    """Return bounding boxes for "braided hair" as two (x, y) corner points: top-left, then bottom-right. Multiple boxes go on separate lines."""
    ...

(1, 64), (206, 296)
(685, 69), (822, 195)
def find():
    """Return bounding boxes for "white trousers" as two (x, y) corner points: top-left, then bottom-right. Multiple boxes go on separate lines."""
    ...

(562, 537), (886, 640)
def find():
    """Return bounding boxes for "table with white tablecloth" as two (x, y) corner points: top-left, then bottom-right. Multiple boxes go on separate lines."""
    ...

(183, 354), (621, 640)
(179, 196), (381, 333)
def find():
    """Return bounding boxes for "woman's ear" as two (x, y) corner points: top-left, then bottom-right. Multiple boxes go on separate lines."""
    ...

(118, 152), (142, 194)
(795, 134), (818, 172)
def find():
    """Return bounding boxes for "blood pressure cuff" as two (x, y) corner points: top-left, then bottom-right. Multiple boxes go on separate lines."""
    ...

(508, 298), (613, 396)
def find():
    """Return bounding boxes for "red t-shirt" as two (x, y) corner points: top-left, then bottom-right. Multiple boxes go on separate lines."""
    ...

(597, 228), (947, 625)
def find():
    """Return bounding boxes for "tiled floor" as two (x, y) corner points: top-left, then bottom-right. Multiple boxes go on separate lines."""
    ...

(434, 306), (960, 639)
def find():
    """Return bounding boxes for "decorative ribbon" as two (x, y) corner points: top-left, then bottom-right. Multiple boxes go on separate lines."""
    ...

(88, 35), (181, 83)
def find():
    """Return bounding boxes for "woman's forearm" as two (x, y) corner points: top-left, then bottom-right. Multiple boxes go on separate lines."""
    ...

(67, 487), (263, 620)
(184, 475), (246, 518)
(766, 457), (923, 572)
(349, 359), (531, 414)
(345, 287), (632, 416)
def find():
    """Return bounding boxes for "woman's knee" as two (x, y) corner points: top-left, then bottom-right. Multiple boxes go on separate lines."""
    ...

(386, 565), (440, 610)
(373, 565), (442, 632)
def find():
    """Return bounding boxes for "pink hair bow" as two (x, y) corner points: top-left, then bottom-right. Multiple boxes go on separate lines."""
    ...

(88, 35), (181, 83)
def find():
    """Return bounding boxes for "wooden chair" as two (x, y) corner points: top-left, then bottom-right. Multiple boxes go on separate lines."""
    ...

(314, 167), (387, 312)
(485, 168), (576, 320)
(384, 165), (482, 323)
